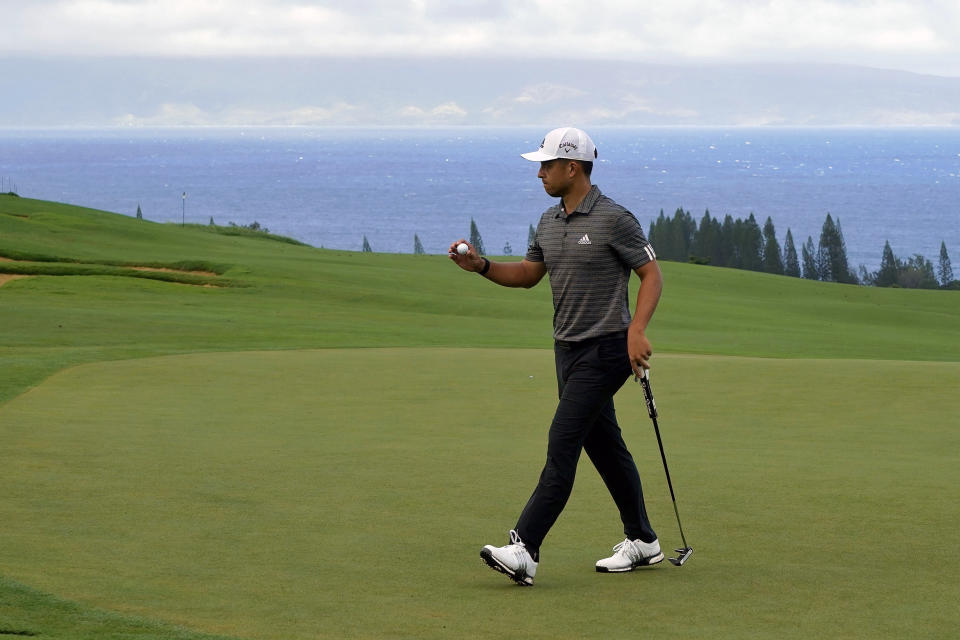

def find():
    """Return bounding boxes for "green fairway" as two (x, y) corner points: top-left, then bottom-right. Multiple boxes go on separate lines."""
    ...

(2, 195), (960, 638)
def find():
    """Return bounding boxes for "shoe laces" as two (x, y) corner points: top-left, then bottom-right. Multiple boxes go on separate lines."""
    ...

(507, 530), (532, 566)
(612, 538), (641, 562)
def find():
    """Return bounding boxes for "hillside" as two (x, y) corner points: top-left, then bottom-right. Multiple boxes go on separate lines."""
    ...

(2, 194), (959, 404)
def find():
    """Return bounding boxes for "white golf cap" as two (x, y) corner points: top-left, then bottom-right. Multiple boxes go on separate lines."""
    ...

(521, 127), (597, 162)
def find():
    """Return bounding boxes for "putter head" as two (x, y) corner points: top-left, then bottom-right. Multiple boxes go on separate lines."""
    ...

(668, 547), (694, 566)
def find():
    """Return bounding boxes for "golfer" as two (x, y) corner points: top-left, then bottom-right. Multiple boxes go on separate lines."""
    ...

(449, 127), (665, 586)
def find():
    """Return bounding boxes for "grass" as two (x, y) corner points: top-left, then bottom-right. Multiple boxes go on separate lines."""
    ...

(3, 350), (958, 639)
(1, 194), (959, 638)
(0, 577), (234, 640)
(3, 195), (959, 407)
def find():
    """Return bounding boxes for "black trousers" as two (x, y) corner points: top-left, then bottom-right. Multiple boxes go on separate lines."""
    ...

(515, 331), (657, 554)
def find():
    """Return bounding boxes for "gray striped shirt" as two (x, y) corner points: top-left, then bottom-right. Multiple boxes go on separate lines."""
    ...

(525, 185), (656, 342)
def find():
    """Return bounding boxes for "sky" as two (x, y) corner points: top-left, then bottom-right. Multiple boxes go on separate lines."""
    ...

(3, 0), (960, 126)
(3, 0), (959, 75)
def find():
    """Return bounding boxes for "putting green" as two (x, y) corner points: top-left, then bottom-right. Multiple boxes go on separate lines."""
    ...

(1, 349), (958, 639)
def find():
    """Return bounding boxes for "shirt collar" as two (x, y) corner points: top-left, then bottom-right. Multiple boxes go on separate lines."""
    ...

(556, 184), (601, 218)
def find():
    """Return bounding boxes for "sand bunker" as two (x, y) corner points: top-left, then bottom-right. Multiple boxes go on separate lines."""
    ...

(0, 274), (29, 287)
(0, 256), (221, 287)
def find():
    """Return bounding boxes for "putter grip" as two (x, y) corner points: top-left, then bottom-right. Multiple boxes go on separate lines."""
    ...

(640, 372), (658, 419)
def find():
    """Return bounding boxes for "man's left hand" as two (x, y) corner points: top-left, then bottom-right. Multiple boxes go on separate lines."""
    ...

(628, 328), (653, 379)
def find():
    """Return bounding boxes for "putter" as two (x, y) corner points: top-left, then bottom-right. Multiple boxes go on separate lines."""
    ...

(637, 368), (694, 566)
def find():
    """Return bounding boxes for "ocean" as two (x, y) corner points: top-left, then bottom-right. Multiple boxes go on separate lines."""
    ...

(2, 126), (958, 272)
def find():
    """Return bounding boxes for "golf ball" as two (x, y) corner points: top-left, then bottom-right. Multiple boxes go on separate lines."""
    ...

(457, 243), (469, 255)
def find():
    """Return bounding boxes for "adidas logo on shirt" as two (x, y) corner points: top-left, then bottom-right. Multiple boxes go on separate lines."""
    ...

(577, 234), (592, 245)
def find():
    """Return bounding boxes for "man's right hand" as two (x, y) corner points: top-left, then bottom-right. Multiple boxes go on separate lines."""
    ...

(448, 239), (484, 272)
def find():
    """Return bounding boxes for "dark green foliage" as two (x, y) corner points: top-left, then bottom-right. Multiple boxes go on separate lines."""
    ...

(691, 210), (723, 266)
(802, 236), (818, 280)
(897, 254), (939, 289)
(230, 220), (268, 233)
(720, 215), (736, 267)
(816, 214), (856, 283)
(469, 218), (485, 256)
(362, 235), (372, 252)
(413, 234), (425, 255)
(136, 203), (143, 220)
(528, 224), (536, 249)
(875, 241), (899, 287)
(938, 241), (954, 287)
(739, 213), (764, 272)
(863, 242), (946, 290)
(783, 229), (800, 277)
(648, 208), (695, 261)
(761, 216), (784, 275)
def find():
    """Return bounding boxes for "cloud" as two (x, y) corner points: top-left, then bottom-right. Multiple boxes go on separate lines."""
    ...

(115, 101), (368, 126)
(512, 84), (585, 105)
(399, 101), (468, 122)
(2, 1), (959, 76)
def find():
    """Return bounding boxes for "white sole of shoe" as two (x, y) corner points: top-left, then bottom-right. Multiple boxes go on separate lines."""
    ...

(595, 551), (665, 573)
(480, 548), (534, 586)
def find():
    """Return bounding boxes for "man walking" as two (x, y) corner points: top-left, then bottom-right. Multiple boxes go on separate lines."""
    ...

(449, 127), (664, 586)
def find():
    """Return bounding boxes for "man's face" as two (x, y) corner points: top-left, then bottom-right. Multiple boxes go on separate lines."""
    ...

(537, 159), (574, 197)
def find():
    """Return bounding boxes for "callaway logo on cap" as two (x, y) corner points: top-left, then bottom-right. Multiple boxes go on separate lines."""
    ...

(521, 127), (598, 162)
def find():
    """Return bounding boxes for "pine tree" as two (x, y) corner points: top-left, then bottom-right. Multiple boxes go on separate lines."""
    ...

(834, 218), (856, 283)
(783, 229), (800, 277)
(938, 241), (954, 287)
(667, 208), (696, 261)
(801, 236), (818, 280)
(413, 234), (425, 255)
(528, 224), (537, 249)
(208, 216), (215, 226)
(816, 214), (836, 281)
(136, 203), (143, 220)
(875, 240), (899, 287)
(761, 216), (784, 275)
(469, 218), (485, 256)
(720, 215), (736, 268)
(692, 210), (722, 265)
(816, 213), (854, 283)
(740, 213), (764, 271)
(362, 235), (372, 252)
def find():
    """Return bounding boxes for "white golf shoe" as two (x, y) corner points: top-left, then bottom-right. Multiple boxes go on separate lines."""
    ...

(480, 529), (538, 586)
(595, 537), (664, 572)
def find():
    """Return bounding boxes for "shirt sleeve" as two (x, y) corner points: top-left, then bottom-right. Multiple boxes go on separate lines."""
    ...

(610, 211), (656, 269)
(525, 217), (545, 262)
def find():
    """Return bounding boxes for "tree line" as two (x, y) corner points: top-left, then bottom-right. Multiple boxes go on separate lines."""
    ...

(648, 208), (956, 290)
(372, 210), (955, 291)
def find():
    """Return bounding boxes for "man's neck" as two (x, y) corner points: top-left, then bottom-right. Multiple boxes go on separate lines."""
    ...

(562, 181), (592, 216)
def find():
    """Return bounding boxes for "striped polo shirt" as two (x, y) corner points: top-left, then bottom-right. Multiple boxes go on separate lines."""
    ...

(525, 185), (656, 342)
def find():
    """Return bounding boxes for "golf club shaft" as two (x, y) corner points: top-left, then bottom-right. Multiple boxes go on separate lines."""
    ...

(639, 371), (690, 551)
